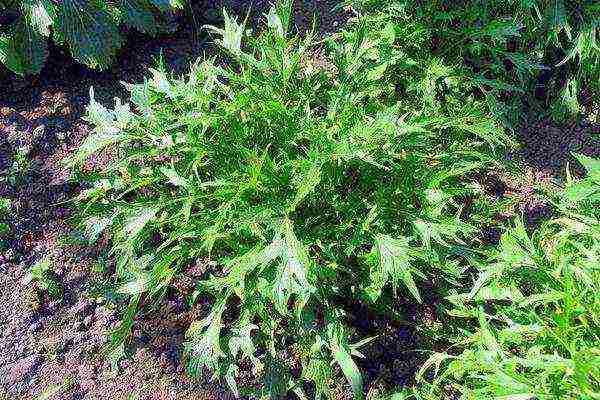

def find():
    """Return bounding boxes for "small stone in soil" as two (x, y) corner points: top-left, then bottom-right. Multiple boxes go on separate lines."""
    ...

(47, 299), (62, 313)
(70, 332), (87, 345)
(73, 320), (86, 331)
(28, 322), (43, 333)
(77, 364), (96, 381)
(133, 348), (149, 363)
(120, 359), (131, 369)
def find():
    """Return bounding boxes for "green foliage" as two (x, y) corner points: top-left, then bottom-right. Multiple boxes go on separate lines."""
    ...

(33, 377), (75, 400)
(0, 0), (183, 75)
(25, 256), (63, 300)
(417, 155), (600, 399)
(0, 198), (10, 214)
(70, 3), (509, 398)
(0, 198), (10, 237)
(4, 144), (31, 186)
(66, 0), (600, 398)
(347, 0), (600, 124)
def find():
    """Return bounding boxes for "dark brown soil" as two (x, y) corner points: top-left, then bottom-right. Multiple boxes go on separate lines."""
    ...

(518, 118), (600, 177)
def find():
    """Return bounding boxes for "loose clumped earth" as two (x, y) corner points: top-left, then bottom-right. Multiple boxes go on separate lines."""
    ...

(0, 1), (599, 400)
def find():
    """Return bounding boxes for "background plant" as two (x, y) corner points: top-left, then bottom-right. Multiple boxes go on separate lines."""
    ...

(412, 154), (600, 399)
(0, 0), (184, 75)
(24, 255), (63, 300)
(69, 1), (512, 398)
(347, 0), (599, 124)
(0, 198), (10, 244)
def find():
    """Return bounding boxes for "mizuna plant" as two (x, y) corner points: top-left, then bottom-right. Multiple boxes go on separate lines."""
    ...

(0, 0), (184, 75)
(70, 2), (510, 398)
(348, 0), (600, 124)
(416, 154), (600, 400)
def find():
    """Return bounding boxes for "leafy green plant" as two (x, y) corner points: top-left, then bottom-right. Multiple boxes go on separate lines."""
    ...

(347, 0), (599, 124)
(0, 197), (10, 213)
(6, 144), (31, 185)
(418, 154), (600, 399)
(0, 198), (10, 237)
(33, 377), (75, 400)
(70, 2), (510, 398)
(24, 255), (63, 300)
(0, 0), (184, 75)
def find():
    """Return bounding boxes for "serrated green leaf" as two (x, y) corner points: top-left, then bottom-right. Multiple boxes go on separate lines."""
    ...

(124, 208), (157, 237)
(262, 354), (292, 399)
(160, 166), (189, 189)
(25, 0), (55, 35)
(328, 322), (364, 400)
(574, 153), (600, 183)
(185, 299), (227, 376)
(288, 161), (321, 212)
(149, 0), (183, 11)
(0, 34), (25, 75)
(106, 295), (139, 370)
(266, 6), (286, 39)
(68, 130), (124, 167)
(7, 11), (48, 74)
(148, 67), (175, 97)
(272, 218), (315, 315)
(119, 0), (157, 35)
(83, 215), (113, 242)
(547, 0), (570, 37)
(366, 234), (421, 303)
(204, 9), (245, 56)
(55, 0), (122, 70)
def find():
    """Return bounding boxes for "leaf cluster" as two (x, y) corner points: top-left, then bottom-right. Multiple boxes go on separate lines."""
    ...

(347, 0), (600, 124)
(70, 2), (510, 398)
(0, 0), (184, 75)
(416, 155), (600, 399)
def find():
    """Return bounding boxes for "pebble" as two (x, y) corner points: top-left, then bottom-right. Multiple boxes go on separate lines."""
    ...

(47, 299), (62, 312)
(83, 314), (95, 327)
(71, 332), (88, 345)
(3, 248), (16, 262)
(56, 339), (72, 355)
(77, 364), (96, 381)
(81, 342), (99, 356)
(79, 378), (96, 392)
(133, 348), (149, 363)
(73, 321), (86, 331)
(158, 353), (174, 372)
(14, 342), (30, 358)
(94, 306), (112, 323)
